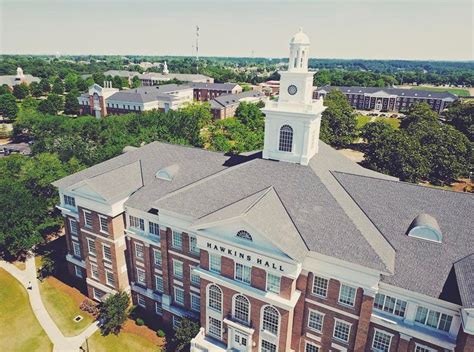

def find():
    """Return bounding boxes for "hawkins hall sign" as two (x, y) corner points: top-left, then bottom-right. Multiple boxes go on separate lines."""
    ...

(204, 240), (298, 276)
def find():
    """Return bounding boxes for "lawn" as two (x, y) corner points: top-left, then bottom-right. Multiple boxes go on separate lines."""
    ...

(0, 269), (52, 352)
(410, 86), (470, 97)
(38, 275), (94, 336)
(356, 115), (400, 130)
(86, 330), (160, 352)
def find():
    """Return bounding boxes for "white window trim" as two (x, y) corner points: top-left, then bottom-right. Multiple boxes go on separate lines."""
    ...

(69, 218), (78, 235)
(172, 230), (183, 250)
(235, 262), (252, 285)
(174, 286), (185, 306)
(414, 343), (437, 352)
(173, 259), (183, 279)
(338, 283), (357, 307)
(72, 241), (81, 257)
(105, 269), (115, 287)
(91, 263), (99, 280)
(260, 305), (281, 337)
(232, 294), (251, 324)
(305, 341), (321, 352)
(83, 210), (93, 228)
(266, 272), (281, 294)
(93, 287), (105, 301)
(312, 275), (329, 298)
(74, 265), (82, 278)
(190, 292), (200, 312)
(333, 318), (352, 343)
(371, 328), (393, 352)
(86, 238), (96, 255)
(209, 254), (221, 274)
(98, 215), (109, 234)
(135, 242), (144, 260)
(136, 267), (146, 285)
(190, 265), (200, 285)
(189, 235), (199, 255)
(153, 248), (162, 266)
(307, 308), (325, 333)
(137, 294), (146, 307)
(155, 302), (163, 316)
(102, 243), (112, 262)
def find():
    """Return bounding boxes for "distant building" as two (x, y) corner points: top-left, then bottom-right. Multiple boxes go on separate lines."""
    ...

(99, 69), (214, 85)
(0, 67), (40, 87)
(191, 82), (242, 101)
(210, 90), (266, 119)
(78, 83), (193, 118)
(258, 80), (280, 96)
(313, 86), (458, 114)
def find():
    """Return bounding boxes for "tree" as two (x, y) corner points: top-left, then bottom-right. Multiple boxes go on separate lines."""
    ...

(12, 83), (29, 99)
(21, 96), (40, 111)
(131, 76), (141, 88)
(0, 84), (10, 95)
(64, 89), (81, 115)
(64, 73), (77, 92)
(76, 77), (89, 92)
(0, 93), (19, 119)
(235, 101), (265, 131)
(40, 78), (51, 94)
(173, 317), (200, 351)
(52, 78), (64, 95)
(38, 94), (64, 115)
(400, 102), (438, 129)
(444, 101), (473, 141)
(320, 89), (357, 148)
(29, 81), (43, 97)
(112, 75), (123, 89)
(98, 292), (130, 335)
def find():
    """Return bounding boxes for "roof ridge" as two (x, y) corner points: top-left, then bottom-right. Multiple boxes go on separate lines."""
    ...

(242, 186), (274, 214)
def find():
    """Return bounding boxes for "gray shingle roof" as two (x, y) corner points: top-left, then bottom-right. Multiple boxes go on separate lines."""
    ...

(333, 171), (474, 303)
(454, 254), (474, 308)
(315, 85), (458, 100)
(106, 84), (191, 103)
(190, 82), (240, 91)
(211, 91), (265, 108)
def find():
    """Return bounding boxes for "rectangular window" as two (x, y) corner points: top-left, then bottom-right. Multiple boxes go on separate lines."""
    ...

(155, 302), (163, 316)
(266, 273), (281, 294)
(308, 310), (324, 332)
(305, 342), (320, 352)
(172, 231), (183, 250)
(333, 319), (351, 342)
(69, 219), (78, 235)
(208, 316), (222, 339)
(136, 268), (146, 285)
(137, 294), (146, 307)
(189, 235), (199, 255)
(235, 263), (251, 285)
(415, 306), (452, 332)
(372, 330), (392, 352)
(86, 238), (96, 255)
(174, 286), (184, 306)
(98, 215), (108, 234)
(83, 210), (93, 228)
(261, 340), (277, 352)
(191, 293), (200, 312)
(149, 222), (160, 238)
(153, 248), (162, 266)
(64, 194), (76, 207)
(312, 276), (329, 297)
(173, 260), (183, 279)
(190, 266), (200, 285)
(74, 265), (83, 278)
(105, 270), (115, 287)
(93, 288), (105, 301)
(102, 244), (112, 261)
(373, 293), (407, 317)
(154, 275), (163, 293)
(415, 344), (436, 352)
(91, 263), (99, 279)
(129, 215), (144, 231)
(173, 316), (181, 330)
(135, 243), (144, 260)
(72, 241), (81, 257)
(338, 284), (356, 307)
(209, 254), (221, 274)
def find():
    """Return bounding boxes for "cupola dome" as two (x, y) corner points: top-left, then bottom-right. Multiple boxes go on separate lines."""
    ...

(290, 28), (310, 45)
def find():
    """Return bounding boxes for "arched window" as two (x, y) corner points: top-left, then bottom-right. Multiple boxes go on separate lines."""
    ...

(279, 125), (293, 152)
(262, 306), (280, 335)
(236, 230), (252, 242)
(233, 294), (250, 324)
(208, 284), (222, 312)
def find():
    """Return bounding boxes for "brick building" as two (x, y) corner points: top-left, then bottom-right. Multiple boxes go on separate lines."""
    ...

(210, 90), (266, 119)
(191, 82), (243, 102)
(313, 86), (458, 114)
(54, 30), (473, 352)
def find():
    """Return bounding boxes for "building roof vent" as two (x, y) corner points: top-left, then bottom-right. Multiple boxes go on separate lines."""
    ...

(407, 213), (442, 243)
(155, 164), (179, 181)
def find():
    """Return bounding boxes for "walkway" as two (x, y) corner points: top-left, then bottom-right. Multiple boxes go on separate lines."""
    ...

(0, 255), (99, 352)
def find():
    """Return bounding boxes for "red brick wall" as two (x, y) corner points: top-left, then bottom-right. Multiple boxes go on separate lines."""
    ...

(251, 266), (266, 291)
(354, 295), (374, 351)
(456, 328), (474, 352)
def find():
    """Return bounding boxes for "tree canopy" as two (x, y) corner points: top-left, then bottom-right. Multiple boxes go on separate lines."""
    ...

(98, 292), (130, 335)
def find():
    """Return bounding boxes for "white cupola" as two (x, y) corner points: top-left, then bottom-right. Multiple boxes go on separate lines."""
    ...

(163, 61), (169, 75)
(261, 28), (326, 166)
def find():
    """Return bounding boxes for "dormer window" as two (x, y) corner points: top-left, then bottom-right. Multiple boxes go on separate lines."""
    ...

(407, 213), (442, 243)
(236, 230), (252, 241)
(156, 164), (179, 181)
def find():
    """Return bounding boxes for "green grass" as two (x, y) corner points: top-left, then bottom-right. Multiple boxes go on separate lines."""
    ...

(0, 269), (52, 352)
(356, 115), (401, 130)
(410, 86), (470, 97)
(86, 331), (159, 352)
(38, 277), (94, 336)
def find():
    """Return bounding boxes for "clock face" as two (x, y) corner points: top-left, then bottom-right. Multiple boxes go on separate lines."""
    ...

(288, 85), (298, 95)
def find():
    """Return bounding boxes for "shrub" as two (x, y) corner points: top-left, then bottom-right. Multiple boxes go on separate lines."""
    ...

(156, 329), (166, 338)
(135, 317), (144, 326)
(80, 299), (99, 317)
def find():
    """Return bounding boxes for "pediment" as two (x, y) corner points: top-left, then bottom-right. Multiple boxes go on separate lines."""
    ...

(70, 182), (107, 202)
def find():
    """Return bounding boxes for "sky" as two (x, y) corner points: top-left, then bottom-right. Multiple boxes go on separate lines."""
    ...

(1, 0), (473, 60)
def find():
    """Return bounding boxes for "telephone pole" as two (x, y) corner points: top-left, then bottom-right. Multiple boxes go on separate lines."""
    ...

(195, 25), (200, 72)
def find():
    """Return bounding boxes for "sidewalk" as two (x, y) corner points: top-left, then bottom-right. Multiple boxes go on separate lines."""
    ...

(0, 255), (99, 352)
